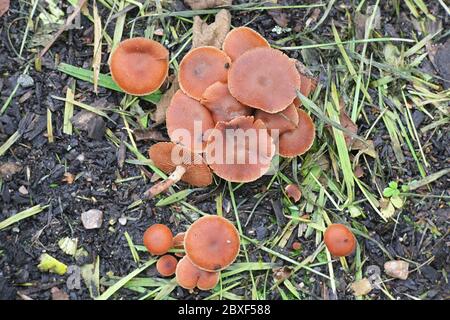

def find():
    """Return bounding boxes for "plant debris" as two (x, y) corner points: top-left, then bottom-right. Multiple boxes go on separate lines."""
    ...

(384, 260), (409, 280)
(38, 253), (68, 275)
(184, 0), (232, 10)
(192, 9), (231, 48)
(0, 0), (9, 17)
(350, 278), (373, 296)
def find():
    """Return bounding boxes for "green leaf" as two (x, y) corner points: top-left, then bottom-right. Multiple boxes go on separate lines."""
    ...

(388, 181), (398, 189)
(156, 189), (194, 207)
(383, 187), (395, 198)
(390, 196), (404, 209)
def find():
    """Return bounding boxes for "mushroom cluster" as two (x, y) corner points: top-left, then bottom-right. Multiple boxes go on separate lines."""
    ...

(142, 215), (240, 291)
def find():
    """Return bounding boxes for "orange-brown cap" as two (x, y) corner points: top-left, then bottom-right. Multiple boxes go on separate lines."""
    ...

(143, 224), (173, 255)
(324, 224), (356, 257)
(285, 184), (302, 203)
(166, 90), (215, 152)
(184, 215), (240, 272)
(278, 109), (315, 157)
(156, 255), (178, 277)
(110, 37), (169, 96)
(205, 116), (275, 183)
(173, 232), (185, 257)
(175, 256), (219, 290)
(254, 103), (299, 136)
(148, 142), (212, 187)
(228, 47), (301, 113)
(179, 46), (231, 100)
(222, 27), (269, 61)
(201, 81), (253, 123)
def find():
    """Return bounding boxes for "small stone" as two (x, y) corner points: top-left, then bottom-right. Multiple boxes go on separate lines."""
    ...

(350, 278), (373, 296)
(81, 209), (103, 229)
(384, 260), (409, 280)
(18, 186), (28, 195)
(118, 217), (127, 226)
(17, 74), (34, 88)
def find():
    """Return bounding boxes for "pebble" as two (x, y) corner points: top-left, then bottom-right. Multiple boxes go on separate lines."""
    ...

(81, 209), (103, 229)
(384, 260), (409, 280)
(18, 186), (28, 195)
(17, 74), (34, 88)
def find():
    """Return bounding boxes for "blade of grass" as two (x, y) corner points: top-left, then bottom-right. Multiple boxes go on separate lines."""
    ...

(0, 205), (49, 230)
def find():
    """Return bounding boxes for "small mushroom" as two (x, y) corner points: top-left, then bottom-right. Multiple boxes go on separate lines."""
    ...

(175, 256), (219, 290)
(173, 232), (185, 257)
(179, 46), (231, 100)
(254, 103), (299, 136)
(184, 215), (240, 272)
(156, 255), (178, 277)
(201, 81), (253, 123)
(166, 90), (215, 152)
(284, 184), (302, 203)
(109, 38), (169, 96)
(324, 224), (356, 257)
(143, 224), (173, 256)
(205, 116), (276, 183)
(228, 47), (301, 113)
(278, 109), (315, 157)
(222, 26), (269, 61)
(145, 142), (212, 198)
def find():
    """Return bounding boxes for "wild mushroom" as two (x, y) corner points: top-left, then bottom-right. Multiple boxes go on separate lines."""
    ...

(145, 142), (212, 198)
(254, 103), (299, 136)
(143, 224), (173, 255)
(324, 224), (356, 257)
(284, 184), (302, 203)
(278, 109), (315, 157)
(184, 215), (240, 272)
(222, 26), (269, 61)
(166, 90), (215, 152)
(156, 255), (178, 277)
(179, 46), (231, 100)
(205, 116), (275, 183)
(172, 232), (185, 257)
(228, 47), (301, 113)
(110, 37), (169, 96)
(201, 81), (253, 123)
(175, 256), (219, 291)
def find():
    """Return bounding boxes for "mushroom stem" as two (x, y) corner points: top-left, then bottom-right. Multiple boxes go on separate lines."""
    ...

(145, 165), (187, 198)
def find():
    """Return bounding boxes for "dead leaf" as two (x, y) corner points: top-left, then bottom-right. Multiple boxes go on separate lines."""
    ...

(0, 162), (22, 179)
(267, 6), (289, 28)
(133, 128), (167, 142)
(380, 198), (395, 219)
(151, 76), (179, 125)
(339, 106), (358, 147)
(92, 0), (102, 93)
(185, 0), (232, 10)
(354, 5), (381, 40)
(350, 278), (372, 296)
(192, 9), (231, 48)
(0, 0), (10, 17)
(273, 266), (292, 281)
(62, 172), (75, 184)
(51, 287), (69, 300)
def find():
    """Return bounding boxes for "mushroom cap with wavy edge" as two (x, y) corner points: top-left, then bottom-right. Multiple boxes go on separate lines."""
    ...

(205, 116), (275, 183)
(278, 109), (315, 157)
(173, 232), (185, 257)
(179, 46), (231, 100)
(254, 103), (299, 136)
(184, 215), (240, 272)
(110, 37), (169, 96)
(324, 224), (356, 257)
(175, 256), (219, 290)
(166, 90), (215, 152)
(156, 255), (178, 277)
(148, 142), (212, 187)
(201, 81), (253, 123)
(228, 47), (301, 113)
(143, 224), (173, 256)
(293, 74), (318, 107)
(222, 26), (270, 61)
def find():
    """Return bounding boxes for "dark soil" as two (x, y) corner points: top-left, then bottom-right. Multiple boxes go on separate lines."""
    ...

(0, 0), (449, 300)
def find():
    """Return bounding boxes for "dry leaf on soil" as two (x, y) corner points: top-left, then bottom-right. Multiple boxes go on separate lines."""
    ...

(185, 0), (232, 10)
(350, 278), (373, 296)
(151, 76), (179, 125)
(193, 9), (231, 48)
(0, 0), (10, 17)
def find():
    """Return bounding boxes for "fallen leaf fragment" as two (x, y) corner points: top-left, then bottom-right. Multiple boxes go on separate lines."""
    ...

(192, 9), (231, 48)
(151, 76), (179, 125)
(350, 278), (373, 296)
(380, 198), (395, 219)
(38, 253), (68, 275)
(0, 0), (10, 17)
(185, 0), (232, 10)
(58, 237), (78, 256)
(0, 162), (22, 179)
(51, 287), (69, 300)
(62, 172), (75, 184)
(384, 260), (409, 280)
(273, 266), (292, 281)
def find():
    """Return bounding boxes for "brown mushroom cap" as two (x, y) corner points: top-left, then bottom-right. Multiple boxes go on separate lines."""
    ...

(222, 27), (269, 61)
(156, 255), (178, 277)
(175, 256), (219, 290)
(278, 109), (315, 157)
(324, 224), (356, 257)
(110, 37), (169, 96)
(148, 142), (212, 187)
(166, 90), (215, 152)
(201, 81), (253, 123)
(143, 224), (173, 255)
(184, 215), (240, 272)
(179, 46), (231, 100)
(228, 47), (301, 113)
(173, 232), (185, 257)
(254, 103), (299, 136)
(285, 184), (302, 203)
(205, 116), (275, 183)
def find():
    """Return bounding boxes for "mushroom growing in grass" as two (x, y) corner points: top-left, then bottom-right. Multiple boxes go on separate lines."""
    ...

(110, 37), (169, 96)
(179, 46), (231, 100)
(205, 116), (276, 183)
(324, 224), (356, 257)
(175, 256), (219, 291)
(166, 90), (215, 152)
(184, 215), (240, 272)
(201, 81), (253, 123)
(143, 224), (173, 255)
(222, 26), (269, 61)
(254, 103), (299, 136)
(156, 255), (178, 277)
(172, 232), (185, 257)
(277, 109), (315, 157)
(145, 142), (212, 198)
(228, 47), (301, 113)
